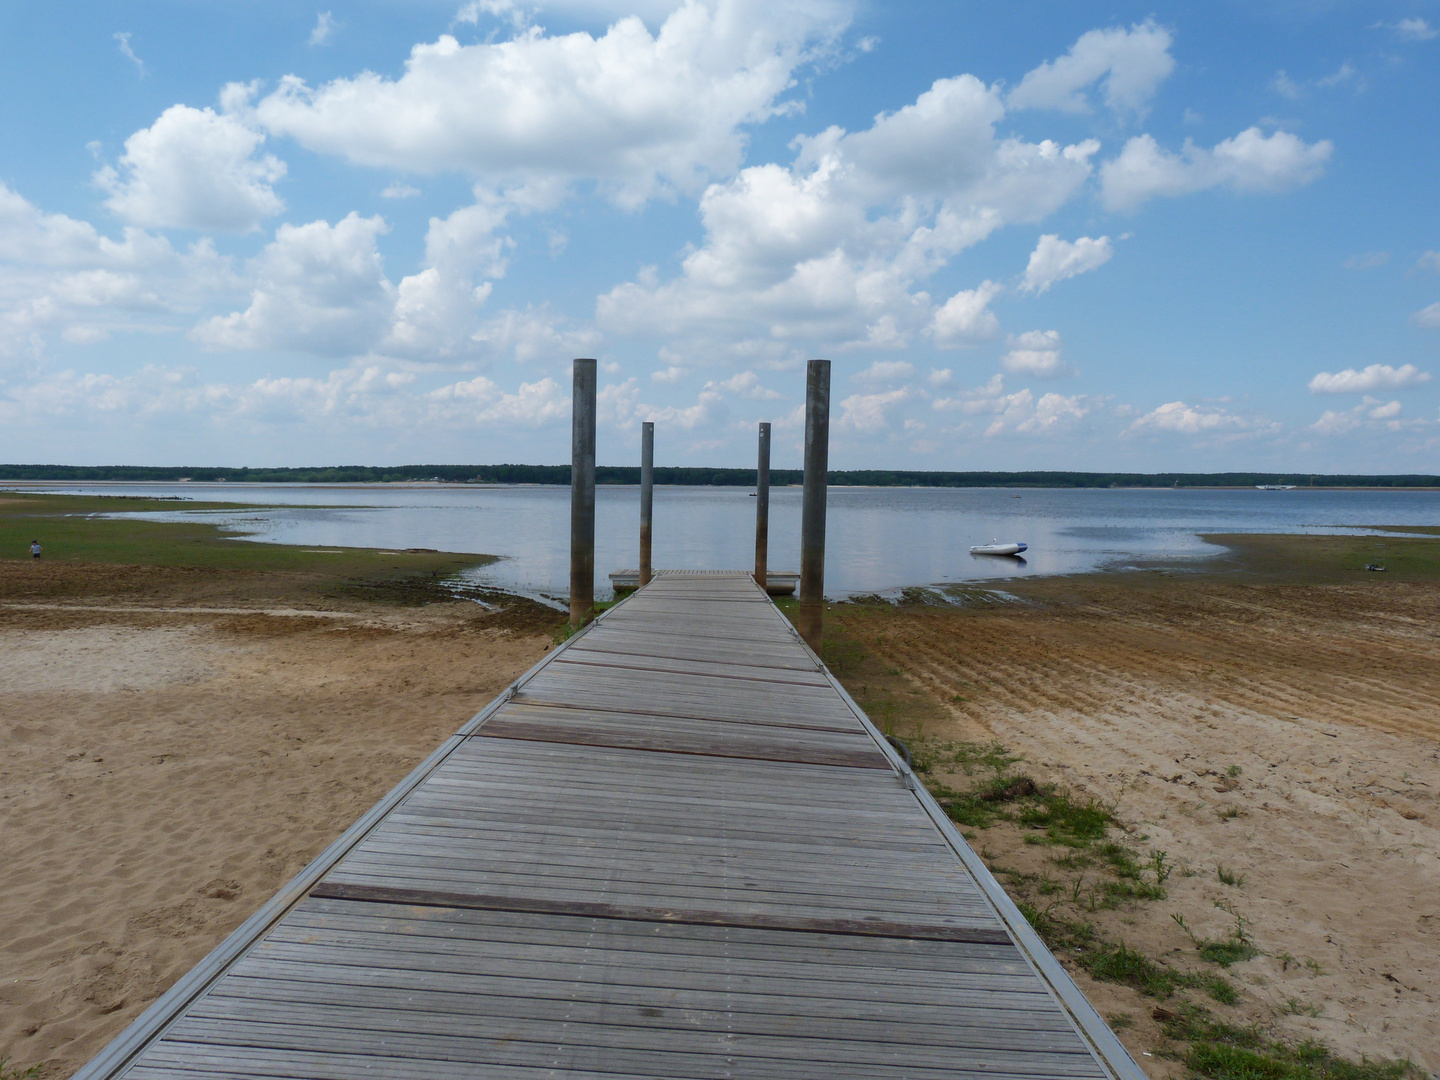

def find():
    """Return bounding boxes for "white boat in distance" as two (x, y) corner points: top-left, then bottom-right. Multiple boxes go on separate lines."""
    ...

(970, 540), (1028, 556)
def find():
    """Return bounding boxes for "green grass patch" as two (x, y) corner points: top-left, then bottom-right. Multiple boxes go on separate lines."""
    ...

(1022, 911), (1236, 1004)
(1199, 531), (1440, 584)
(0, 1059), (42, 1080)
(1218, 865), (1247, 887)
(1199, 939), (1263, 967)
(552, 600), (621, 644)
(911, 737), (1172, 909)
(912, 739), (1023, 776)
(1016, 793), (1112, 846)
(1158, 1005), (1420, 1080)
(1173, 909), (1263, 969)
(1, 490), (497, 597)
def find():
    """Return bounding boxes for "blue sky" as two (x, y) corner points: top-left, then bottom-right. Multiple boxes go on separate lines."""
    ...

(1, 0), (1437, 471)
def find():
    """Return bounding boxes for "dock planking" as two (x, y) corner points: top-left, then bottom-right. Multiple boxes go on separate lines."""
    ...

(79, 570), (1144, 1080)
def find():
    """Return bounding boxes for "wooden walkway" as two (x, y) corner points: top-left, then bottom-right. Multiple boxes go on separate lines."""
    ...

(78, 571), (1144, 1080)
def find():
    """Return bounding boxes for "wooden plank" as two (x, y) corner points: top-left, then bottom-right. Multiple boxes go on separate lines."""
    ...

(551, 653), (831, 686)
(210, 976), (1075, 1044)
(327, 842), (989, 907)
(243, 940), (1051, 1002)
(318, 872), (995, 926)
(129, 1041), (1102, 1080)
(346, 828), (974, 884)
(479, 697), (869, 735)
(229, 958), (1060, 1022)
(222, 962), (1062, 1025)
(479, 701), (882, 747)
(509, 690), (863, 730)
(194, 989), (1080, 1054)
(376, 810), (951, 856)
(568, 637), (818, 671)
(308, 882), (1012, 943)
(156, 1016), (1105, 1077)
(475, 717), (891, 767)
(285, 898), (1031, 971)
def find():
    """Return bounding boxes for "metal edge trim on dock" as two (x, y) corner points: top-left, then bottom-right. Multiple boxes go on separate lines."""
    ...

(765, 579), (1148, 1080)
(72, 593), (636, 1080)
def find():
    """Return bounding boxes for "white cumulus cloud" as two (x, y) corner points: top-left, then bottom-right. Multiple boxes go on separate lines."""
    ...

(1308, 363), (1431, 393)
(1001, 329), (1069, 377)
(1128, 400), (1277, 437)
(597, 68), (1098, 358)
(1100, 127), (1331, 212)
(468, 307), (602, 365)
(0, 181), (234, 361)
(247, 0), (850, 206)
(427, 374), (570, 426)
(1007, 20), (1174, 115)
(96, 106), (286, 232)
(1021, 234), (1112, 293)
(838, 387), (910, 433)
(930, 281), (1003, 347)
(1311, 396), (1418, 435)
(192, 213), (395, 356)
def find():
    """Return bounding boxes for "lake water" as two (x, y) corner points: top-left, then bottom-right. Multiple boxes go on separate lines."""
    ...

(9, 482), (1436, 605)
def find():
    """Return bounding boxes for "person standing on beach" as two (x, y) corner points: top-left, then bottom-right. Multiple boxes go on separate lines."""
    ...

(30, 539), (41, 559)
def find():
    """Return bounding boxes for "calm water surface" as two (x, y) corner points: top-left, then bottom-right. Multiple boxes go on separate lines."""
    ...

(11, 483), (1437, 604)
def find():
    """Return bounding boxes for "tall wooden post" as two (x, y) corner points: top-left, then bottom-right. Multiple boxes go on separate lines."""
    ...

(570, 358), (597, 627)
(753, 421), (770, 590)
(639, 421), (654, 587)
(798, 360), (829, 652)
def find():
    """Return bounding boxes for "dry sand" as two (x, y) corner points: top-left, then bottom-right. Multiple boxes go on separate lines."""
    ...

(834, 578), (1439, 1076)
(0, 567), (553, 1078)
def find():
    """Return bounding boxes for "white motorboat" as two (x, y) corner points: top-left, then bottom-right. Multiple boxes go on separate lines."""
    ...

(969, 540), (1028, 556)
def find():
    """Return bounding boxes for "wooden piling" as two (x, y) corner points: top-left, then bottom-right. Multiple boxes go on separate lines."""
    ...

(570, 358), (597, 627)
(639, 421), (654, 587)
(754, 421), (770, 589)
(798, 360), (829, 651)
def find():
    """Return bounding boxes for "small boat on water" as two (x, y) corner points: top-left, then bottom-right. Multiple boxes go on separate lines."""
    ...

(970, 540), (1028, 556)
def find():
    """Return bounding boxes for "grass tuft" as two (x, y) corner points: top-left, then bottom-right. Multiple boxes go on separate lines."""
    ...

(1158, 1006), (1420, 1080)
(1020, 908), (1236, 1003)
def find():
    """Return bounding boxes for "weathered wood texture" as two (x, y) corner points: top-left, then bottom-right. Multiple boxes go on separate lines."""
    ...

(85, 571), (1142, 1080)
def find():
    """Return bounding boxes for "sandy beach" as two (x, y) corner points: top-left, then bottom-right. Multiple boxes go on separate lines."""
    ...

(2, 550), (1437, 1078)
(0, 561), (555, 1078)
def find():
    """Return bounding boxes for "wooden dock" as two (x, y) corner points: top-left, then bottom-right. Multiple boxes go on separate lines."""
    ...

(78, 571), (1143, 1080)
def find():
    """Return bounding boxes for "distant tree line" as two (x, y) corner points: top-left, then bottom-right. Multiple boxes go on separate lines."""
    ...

(2, 463), (1437, 488)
